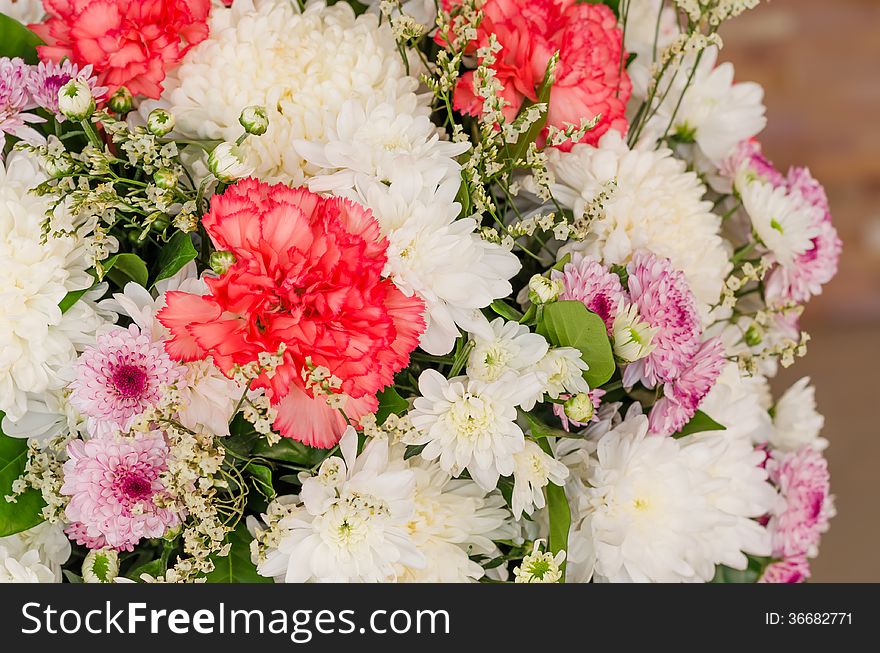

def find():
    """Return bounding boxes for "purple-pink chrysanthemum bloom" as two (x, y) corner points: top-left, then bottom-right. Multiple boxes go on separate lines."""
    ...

(553, 388), (606, 432)
(720, 138), (785, 187)
(623, 250), (701, 388)
(70, 324), (185, 437)
(648, 337), (726, 436)
(61, 432), (182, 551)
(765, 167), (841, 306)
(552, 253), (628, 332)
(26, 60), (107, 120)
(766, 446), (833, 559)
(0, 57), (45, 149)
(759, 556), (810, 584)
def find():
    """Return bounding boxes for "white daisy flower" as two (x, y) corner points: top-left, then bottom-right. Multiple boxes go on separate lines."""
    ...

(467, 318), (549, 384)
(533, 347), (590, 400)
(769, 377), (827, 452)
(510, 440), (569, 520)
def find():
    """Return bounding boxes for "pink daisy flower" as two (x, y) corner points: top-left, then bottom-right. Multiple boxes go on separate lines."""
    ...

(70, 325), (185, 437)
(720, 138), (785, 187)
(552, 254), (628, 332)
(0, 57), (45, 149)
(61, 432), (182, 551)
(623, 251), (702, 388)
(759, 556), (810, 584)
(26, 60), (107, 120)
(766, 446), (834, 559)
(648, 337), (726, 436)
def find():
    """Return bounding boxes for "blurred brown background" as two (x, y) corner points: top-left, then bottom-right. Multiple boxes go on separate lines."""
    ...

(722, 0), (880, 582)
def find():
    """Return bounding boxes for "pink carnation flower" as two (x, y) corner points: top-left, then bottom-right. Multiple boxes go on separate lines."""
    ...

(765, 167), (841, 306)
(31, 0), (211, 99)
(70, 325), (185, 437)
(26, 59), (107, 119)
(648, 337), (726, 436)
(61, 432), (182, 551)
(450, 0), (631, 148)
(623, 251), (702, 387)
(552, 253), (628, 332)
(767, 446), (834, 559)
(759, 556), (810, 584)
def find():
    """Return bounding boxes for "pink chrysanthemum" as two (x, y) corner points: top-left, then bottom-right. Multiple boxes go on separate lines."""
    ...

(0, 57), (45, 148)
(766, 446), (834, 559)
(648, 337), (726, 436)
(552, 254), (628, 331)
(61, 432), (182, 551)
(553, 388), (605, 432)
(70, 325), (185, 437)
(623, 251), (702, 387)
(759, 556), (810, 584)
(764, 167), (841, 306)
(26, 60), (107, 119)
(720, 138), (785, 187)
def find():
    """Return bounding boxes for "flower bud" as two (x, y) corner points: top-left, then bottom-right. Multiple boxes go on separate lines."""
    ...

(107, 86), (133, 114)
(528, 274), (564, 305)
(208, 142), (254, 183)
(612, 303), (657, 363)
(563, 393), (595, 424)
(57, 78), (95, 121)
(239, 105), (269, 135)
(44, 154), (75, 178)
(209, 250), (237, 275)
(153, 167), (178, 190)
(150, 212), (171, 233)
(147, 108), (175, 137)
(82, 549), (120, 583)
(744, 322), (764, 347)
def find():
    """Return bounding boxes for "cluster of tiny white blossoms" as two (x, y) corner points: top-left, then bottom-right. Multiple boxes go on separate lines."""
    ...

(0, 0), (837, 587)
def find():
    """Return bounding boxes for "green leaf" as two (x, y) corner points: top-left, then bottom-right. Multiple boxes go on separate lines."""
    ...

(58, 288), (89, 314)
(0, 419), (46, 537)
(252, 437), (328, 468)
(102, 253), (149, 288)
(0, 15), (42, 64)
(125, 558), (165, 581)
(536, 300), (616, 387)
(712, 556), (772, 584)
(672, 410), (726, 439)
(537, 438), (570, 581)
(489, 300), (524, 322)
(375, 386), (409, 425)
(62, 571), (83, 584)
(246, 463), (275, 500)
(521, 410), (570, 441)
(153, 231), (198, 287)
(205, 523), (271, 583)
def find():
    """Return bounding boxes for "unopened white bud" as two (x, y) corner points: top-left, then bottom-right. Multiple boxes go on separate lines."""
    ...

(563, 393), (595, 423)
(82, 549), (120, 583)
(612, 303), (657, 363)
(57, 79), (95, 121)
(239, 105), (269, 135)
(528, 274), (564, 305)
(208, 142), (254, 183)
(147, 108), (175, 137)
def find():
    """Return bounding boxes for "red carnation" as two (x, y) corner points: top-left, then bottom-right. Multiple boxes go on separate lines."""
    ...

(158, 180), (425, 448)
(450, 0), (631, 149)
(31, 0), (211, 99)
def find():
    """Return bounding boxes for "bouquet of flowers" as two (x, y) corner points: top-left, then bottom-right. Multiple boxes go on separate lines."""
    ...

(0, 0), (840, 584)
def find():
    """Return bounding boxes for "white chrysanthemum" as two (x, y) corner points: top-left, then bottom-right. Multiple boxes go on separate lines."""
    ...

(533, 347), (590, 400)
(251, 428), (423, 582)
(0, 0), (44, 23)
(396, 448), (515, 582)
(510, 440), (569, 520)
(162, 0), (425, 184)
(770, 377), (827, 452)
(644, 47), (766, 165)
(348, 178), (520, 355)
(697, 362), (773, 444)
(297, 100), (467, 195)
(105, 263), (244, 435)
(549, 131), (729, 312)
(738, 178), (822, 268)
(0, 151), (109, 421)
(0, 522), (70, 583)
(680, 431), (776, 579)
(406, 369), (545, 491)
(468, 318), (549, 384)
(566, 407), (721, 583)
